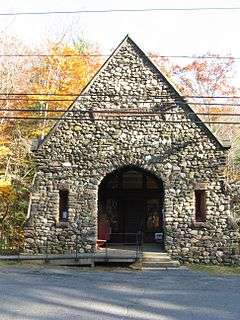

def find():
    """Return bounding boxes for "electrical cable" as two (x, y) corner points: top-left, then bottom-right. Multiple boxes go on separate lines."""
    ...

(0, 115), (240, 125)
(0, 93), (240, 99)
(1, 109), (240, 117)
(0, 53), (238, 60)
(1, 7), (240, 16)
(0, 97), (240, 106)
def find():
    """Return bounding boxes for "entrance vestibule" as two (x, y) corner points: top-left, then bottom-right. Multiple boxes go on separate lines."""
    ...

(98, 167), (165, 246)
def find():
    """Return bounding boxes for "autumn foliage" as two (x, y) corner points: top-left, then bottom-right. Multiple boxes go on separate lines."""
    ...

(151, 53), (240, 177)
(29, 44), (100, 105)
(0, 36), (101, 252)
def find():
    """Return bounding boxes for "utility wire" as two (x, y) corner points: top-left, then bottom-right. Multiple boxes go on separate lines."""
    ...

(1, 7), (240, 16)
(0, 54), (105, 57)
(0, 115), (239, 125)
(0, 97), (240, 106)
(0, 98), (74, 102)
(1, 109), (240, 117)
(0, 53), (237, 60)
(0, 93), (240, 99)
(185, 95), (240, 99)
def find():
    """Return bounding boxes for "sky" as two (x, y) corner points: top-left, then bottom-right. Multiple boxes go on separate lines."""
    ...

(0, 0), (240, 83)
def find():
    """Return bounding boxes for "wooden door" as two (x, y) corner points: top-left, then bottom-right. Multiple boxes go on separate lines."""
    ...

(123, 198), (144, 243)
(144, 198), (163, 243)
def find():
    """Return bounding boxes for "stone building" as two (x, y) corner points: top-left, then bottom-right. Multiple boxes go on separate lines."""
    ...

(25, 36), (239, 264)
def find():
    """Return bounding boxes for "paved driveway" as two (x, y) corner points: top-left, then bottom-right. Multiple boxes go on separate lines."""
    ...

(0, 265), (239, 320)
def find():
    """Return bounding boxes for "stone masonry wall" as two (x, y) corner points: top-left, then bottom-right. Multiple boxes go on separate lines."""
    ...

(25, 37), (239, 264)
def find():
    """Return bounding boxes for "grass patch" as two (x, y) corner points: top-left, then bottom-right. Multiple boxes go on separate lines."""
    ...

(188, 264), (240, 275)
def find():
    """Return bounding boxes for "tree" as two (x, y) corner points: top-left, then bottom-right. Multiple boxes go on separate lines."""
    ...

(27, 42), (101, 137)
(0, 34), (32, 121)
(152, 53), (237, 122)
(151, 53), (240, 179)
(171, 55), (237, 127)
(0, 36), (101, 252)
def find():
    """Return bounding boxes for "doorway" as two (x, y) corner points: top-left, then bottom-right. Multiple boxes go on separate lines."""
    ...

(98, 166), (164, 246)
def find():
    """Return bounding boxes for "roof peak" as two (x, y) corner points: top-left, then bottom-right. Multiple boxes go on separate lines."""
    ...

(36, 35), (230, 151)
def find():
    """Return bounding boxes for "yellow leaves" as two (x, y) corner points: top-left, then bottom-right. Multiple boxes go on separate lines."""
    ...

(28, 43), (101, 110)
(0, 179), (17, 208)
(0, 146), (12, 157)
(0, 178), (13, 196)
(0, 178), (11, 188)
(29, 127), (48, 138)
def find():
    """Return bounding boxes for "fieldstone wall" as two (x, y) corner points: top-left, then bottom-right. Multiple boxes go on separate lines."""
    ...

(25, 36), (239, 264)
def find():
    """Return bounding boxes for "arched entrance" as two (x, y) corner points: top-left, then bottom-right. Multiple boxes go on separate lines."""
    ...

(98, 166), (164, 246)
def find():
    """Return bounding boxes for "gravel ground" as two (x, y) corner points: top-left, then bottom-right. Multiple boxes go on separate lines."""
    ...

(0, 264), (239, 320)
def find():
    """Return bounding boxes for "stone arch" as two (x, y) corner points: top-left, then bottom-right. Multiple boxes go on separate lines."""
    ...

(96, 162), (166, 190)
(97, 165), (165, 247)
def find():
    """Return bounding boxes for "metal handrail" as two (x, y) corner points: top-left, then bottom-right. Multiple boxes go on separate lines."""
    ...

(101, 231), (143, 261)
(0, 231), (144, 263)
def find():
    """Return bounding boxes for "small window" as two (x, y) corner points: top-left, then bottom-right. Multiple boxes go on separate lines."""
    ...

(195, 190), (206, 222)
(59, 190), (69, 222)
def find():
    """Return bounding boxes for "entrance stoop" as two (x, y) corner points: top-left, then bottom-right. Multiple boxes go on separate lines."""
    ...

(142, 252), (180, 269)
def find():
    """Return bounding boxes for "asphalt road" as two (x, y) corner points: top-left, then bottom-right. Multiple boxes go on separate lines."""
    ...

(0, 265), (239, 320)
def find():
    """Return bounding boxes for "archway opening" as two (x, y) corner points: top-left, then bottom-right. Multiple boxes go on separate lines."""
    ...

(98, 166), (164, 247)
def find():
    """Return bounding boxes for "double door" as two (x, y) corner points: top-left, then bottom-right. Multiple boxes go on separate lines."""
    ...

(121, 196), (163, 243)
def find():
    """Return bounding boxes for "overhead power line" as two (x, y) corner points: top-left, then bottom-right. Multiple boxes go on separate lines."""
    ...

(0, 53), (238, 60)
(0, 109), (240, 117)
(0, 115), (239, 125)
(0, 53), (106, 58)
(1, 7), (240, 16)
(0, 97), (240, 106)
(0, 93), (239, 99)
(184, 95), (240, 99)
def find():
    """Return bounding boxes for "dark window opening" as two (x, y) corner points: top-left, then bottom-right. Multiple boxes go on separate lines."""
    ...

(122, 170), (143, 189)
(59, 190), (69, 222)
(195, 190), (206, 222)
(104, 168), (161, 191)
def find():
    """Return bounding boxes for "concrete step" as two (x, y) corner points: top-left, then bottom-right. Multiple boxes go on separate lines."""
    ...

(142, 252), (170, 258)
(141, 251), (180, 269)
(142, 252), (170, 255)
(142, 257), (173, 263)
(142, 267), (180, 271)
(142, 260), (180, 268)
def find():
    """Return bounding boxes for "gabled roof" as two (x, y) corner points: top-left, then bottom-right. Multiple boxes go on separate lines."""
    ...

(36, 35), (230, 150)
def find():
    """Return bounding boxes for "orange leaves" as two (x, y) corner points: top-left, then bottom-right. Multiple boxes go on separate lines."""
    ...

(22, 41), (102, 139)
(28, 43), (101, 111)
(0, 179), (13, 198)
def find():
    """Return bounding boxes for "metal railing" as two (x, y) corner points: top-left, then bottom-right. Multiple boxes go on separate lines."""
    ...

(100, 231), (143, 262)
(0, 231), (144, 265)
